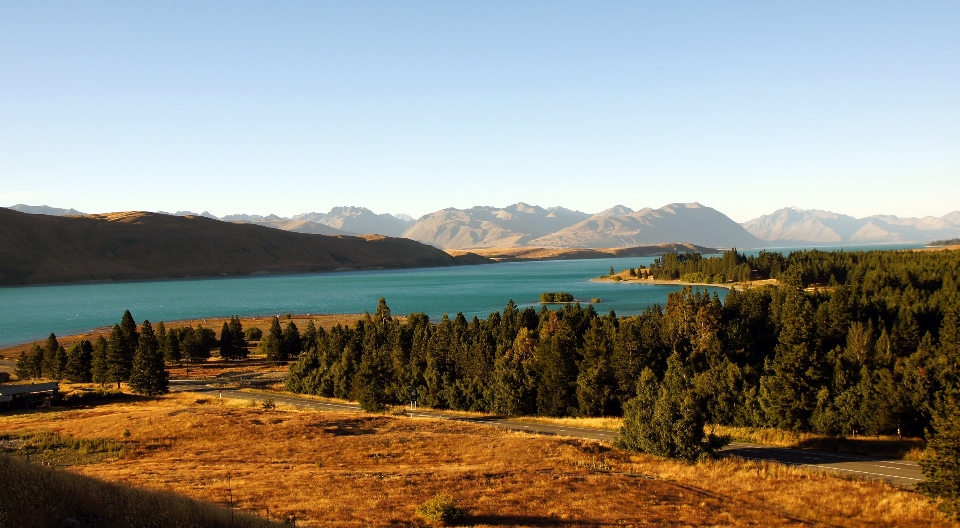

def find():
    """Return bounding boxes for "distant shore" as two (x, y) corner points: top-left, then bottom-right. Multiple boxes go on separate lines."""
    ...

(592, 275), (778, 292)
(445, 243), (718, 263)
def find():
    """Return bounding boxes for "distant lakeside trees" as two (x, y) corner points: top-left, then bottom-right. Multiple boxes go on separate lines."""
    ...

(12, 310), (262, 396)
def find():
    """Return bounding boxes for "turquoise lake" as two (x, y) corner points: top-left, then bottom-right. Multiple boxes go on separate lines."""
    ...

(0, 243), (924, 347)
(0, 256), (727, 347)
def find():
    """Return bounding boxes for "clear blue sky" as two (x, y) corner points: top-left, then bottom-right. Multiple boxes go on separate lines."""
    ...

(2, 1), (958, 221)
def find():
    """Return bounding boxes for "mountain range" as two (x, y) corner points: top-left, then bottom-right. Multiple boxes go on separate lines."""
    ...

(6, 202), (959, 249)
(742, 207), (960, 246)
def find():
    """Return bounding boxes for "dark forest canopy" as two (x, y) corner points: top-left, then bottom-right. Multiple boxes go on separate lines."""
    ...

(286, 248), (960, 439)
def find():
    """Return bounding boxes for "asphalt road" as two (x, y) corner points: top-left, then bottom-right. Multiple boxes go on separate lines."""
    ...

(169, 380), (923, 486)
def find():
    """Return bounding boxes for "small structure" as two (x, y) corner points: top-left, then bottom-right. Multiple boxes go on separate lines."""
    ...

(0, 382), (60, 410)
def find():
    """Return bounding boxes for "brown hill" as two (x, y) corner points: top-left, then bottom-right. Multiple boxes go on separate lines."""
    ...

(0, 209), (488, 286)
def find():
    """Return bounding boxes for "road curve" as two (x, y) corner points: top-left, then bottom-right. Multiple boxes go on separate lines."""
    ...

(169, 380), (922, 486)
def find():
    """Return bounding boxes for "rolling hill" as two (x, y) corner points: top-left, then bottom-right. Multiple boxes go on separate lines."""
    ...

(0, 209), (486, 286)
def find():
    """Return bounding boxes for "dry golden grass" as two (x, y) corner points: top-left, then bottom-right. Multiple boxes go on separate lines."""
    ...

(513, 415), (624, 431)
(0, 394), (951, 527)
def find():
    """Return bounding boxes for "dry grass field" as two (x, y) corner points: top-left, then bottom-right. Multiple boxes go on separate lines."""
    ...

(0, 393), (952, 527)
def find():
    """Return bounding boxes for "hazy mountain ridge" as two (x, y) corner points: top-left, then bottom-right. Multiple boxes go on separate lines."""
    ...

(743, 207), (960, 245)
(292, 206), (412, 237)
(399, 203), (592, 249)
(9, 202), (959, 249)
(7, 204), (85, 216)
(529, 203), (763, 249)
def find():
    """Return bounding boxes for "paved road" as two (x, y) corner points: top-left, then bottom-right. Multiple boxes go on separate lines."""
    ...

(169, 379), (923, 486)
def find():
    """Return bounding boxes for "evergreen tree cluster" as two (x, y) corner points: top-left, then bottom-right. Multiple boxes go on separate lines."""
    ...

(15, 310), (175, 395)
(219, 316), (249, 360)
(258, 316), (308, 363)
(286, 248), (960, 459)
(651, 250), (755, 283)
(13, 333), (91, 382)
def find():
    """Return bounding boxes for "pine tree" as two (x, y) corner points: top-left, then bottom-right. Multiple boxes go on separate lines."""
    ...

(64, 341), (93, 382)
(163, 329), (181, 363)
(52, 346), (68, 380)
(616, 368), (659, 452)
(534, 312), (578, 416)
(490, 329), (538, 416)
(219, 322), (235, 360)
(128, 320), (168, 396)
(918, 390), (960, 518)
(576, 319), (617, 416)
(120, 310), (139, 356)
(154, 321), (168, 361)
(263, 316), (284, 363)
(759, 273), (823, 430)
(282, 322), (302, 360)
(106, 324), (131, 388)
(41, 333), (59, 378)
(15, 345), (44, 380)
(617, 354), (711, 463)
(229, 316), (247, 359)
(91, 335), (109, 386)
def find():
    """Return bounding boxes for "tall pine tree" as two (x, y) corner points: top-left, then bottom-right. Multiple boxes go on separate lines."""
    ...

(91, 335), (109, 386)
(106, 324), (131, 388)
(128, 320), (168, 396)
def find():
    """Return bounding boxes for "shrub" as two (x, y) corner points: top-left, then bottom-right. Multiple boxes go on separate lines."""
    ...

(591, 298), (602, 304)
(261, 398), (276, 410)
(679, 272), (710, 283)
(244, 327), (263, 341)
(416, 493), (466, 524)
(539, 292), (574, 303)
(918, 390), (960, 518)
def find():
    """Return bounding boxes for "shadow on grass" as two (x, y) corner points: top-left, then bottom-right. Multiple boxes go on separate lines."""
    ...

(463, 515), (604, 526)
(795, 437), (925, 459)
(0, 391), (159, 417)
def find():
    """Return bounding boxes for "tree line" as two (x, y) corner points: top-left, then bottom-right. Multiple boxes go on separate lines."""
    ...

(285, 248), (959, 451)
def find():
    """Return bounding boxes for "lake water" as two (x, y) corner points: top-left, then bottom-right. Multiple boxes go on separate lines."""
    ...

(0, 243), (925, 347)
(0, 256), (725, 347)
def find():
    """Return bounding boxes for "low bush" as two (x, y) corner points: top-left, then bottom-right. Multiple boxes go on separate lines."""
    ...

(539, 292), (574, 303)
(416, 493), (466, 524)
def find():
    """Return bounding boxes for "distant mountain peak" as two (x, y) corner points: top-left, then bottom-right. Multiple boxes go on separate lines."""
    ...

(6, 204), (85, 216)
(598, 205), (634, 216)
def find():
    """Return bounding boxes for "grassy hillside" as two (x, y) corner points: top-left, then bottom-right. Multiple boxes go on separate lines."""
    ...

(0, 393), (949, 527)
(0, 209), (487, 285)
(0, 454), (277, 528)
